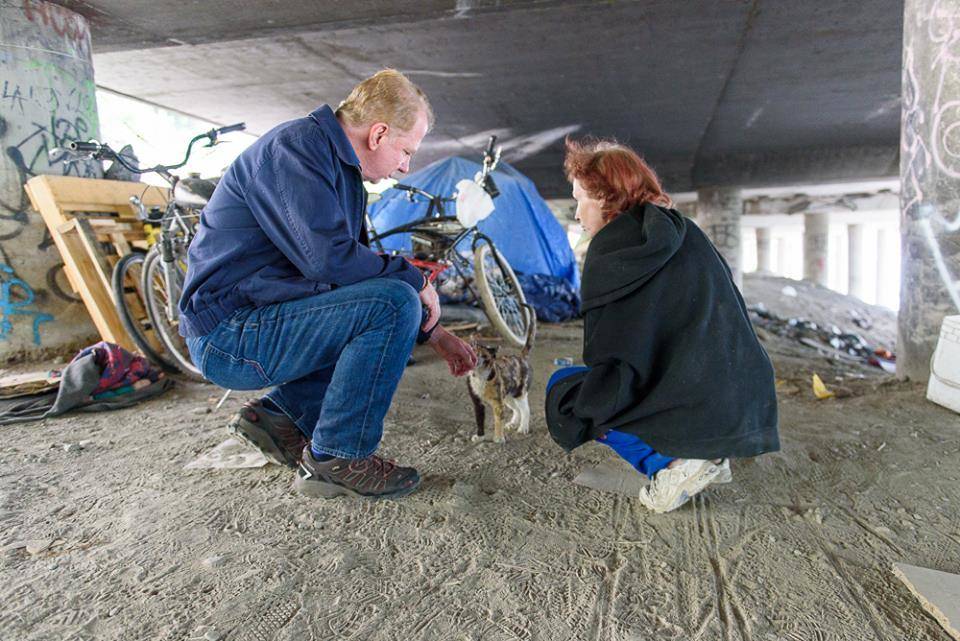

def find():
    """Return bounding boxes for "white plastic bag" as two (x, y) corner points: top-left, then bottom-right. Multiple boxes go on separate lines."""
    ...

(455, 179), (495, 227)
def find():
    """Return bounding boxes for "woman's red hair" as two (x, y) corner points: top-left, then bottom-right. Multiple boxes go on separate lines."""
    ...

(564, 137), (672, 222)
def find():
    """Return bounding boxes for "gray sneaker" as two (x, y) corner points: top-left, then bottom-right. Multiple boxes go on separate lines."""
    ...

(227, 399), (308, 468)
(293, 445), (421, 499)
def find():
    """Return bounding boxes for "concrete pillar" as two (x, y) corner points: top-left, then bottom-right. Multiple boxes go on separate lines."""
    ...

(876, 228), (887, 305)
(847, 223), (868, 300)
(776, 237), (787, 275)
(898, 0), (960, 381)
(803, 213), (830, 286)
(697, 187), (743, 287)
(0, 1), (102, 361)
(755, 227), (773, 273)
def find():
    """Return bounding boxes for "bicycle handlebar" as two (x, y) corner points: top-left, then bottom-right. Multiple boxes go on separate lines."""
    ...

(65, 140), (101, 153)
(59, 122), (247, 183)
(214, 122), (245, 135)
(484, 135), (497, 159)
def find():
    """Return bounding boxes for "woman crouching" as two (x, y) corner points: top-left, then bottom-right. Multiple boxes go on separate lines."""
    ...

(545, 138), (780, 513)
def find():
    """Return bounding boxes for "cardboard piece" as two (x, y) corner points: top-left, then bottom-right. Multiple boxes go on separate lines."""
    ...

(573, 459), (647, 497)
(893, 562), (960, 640)
(0, 369), (63, 399)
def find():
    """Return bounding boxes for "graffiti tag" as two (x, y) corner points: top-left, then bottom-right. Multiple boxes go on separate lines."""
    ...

(0, 263), (53, 345)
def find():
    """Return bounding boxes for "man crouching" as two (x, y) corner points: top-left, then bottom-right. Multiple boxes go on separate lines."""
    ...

(179, 69), (477, 499)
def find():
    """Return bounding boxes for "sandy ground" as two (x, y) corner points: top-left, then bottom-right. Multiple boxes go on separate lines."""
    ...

(3, 275), (960, 641)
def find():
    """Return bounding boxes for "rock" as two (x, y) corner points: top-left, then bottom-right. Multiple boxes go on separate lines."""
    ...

(25, 539), (53, 555)
(192, 407), (211, 415)
(204, 629), (221, 641)
(78, 440), (94, 449)
(62, 443), (81, 453)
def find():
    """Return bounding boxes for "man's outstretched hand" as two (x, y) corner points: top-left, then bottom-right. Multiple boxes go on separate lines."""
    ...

(419, 281), (441, 332)
(427, 325), (478, 377)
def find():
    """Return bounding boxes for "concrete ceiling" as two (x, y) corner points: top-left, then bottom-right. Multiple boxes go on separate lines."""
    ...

(58, 0), (904, 197)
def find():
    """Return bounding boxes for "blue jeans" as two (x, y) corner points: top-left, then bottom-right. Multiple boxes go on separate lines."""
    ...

(547, 366), (675, 478)
(186, 278), (421, 459)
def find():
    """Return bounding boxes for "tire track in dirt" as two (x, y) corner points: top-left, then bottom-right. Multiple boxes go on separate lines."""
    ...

(814, 537), (896, 641)
(694, 493), (752, 641)
(584, 493), (628, 641)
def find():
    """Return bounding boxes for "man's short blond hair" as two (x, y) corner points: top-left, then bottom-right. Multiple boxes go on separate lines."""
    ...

(336, 69), (434, 133)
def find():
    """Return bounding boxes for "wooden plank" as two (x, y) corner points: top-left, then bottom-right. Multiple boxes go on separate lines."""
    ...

(57, 219), (145, 240)
(74, 218), (115, 299)
(25, 175), (168, 211)
(110, 233), (132, 256)
(23, 175), (161, 352)
(55, 224), (134, 350)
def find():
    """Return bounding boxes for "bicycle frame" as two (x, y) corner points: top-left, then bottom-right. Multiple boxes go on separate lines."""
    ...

(60, 126), (241, 324)
(365, 136), (512, 308)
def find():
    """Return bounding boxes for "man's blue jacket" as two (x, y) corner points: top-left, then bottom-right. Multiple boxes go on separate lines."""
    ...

(178, 105), (425, 338)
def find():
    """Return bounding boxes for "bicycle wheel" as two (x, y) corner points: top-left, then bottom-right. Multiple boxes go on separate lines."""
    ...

(111, 250), (179, 372)
(473, 242), (529, 348)
(142, 247), (203, 379)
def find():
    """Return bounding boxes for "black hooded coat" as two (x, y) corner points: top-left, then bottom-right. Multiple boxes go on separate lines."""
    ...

(545, 203), (779, 459)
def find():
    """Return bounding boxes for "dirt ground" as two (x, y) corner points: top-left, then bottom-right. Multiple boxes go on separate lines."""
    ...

(3, 275), (960, 641)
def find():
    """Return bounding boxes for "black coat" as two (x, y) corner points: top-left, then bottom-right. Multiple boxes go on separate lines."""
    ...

(545, 203), (779, 459)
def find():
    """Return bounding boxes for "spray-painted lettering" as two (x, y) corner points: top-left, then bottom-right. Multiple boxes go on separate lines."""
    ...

(21, 0), (91, 58)
(0, 263), (53, 345)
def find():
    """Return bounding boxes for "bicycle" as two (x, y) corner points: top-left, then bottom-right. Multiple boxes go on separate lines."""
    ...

(57, 123), (246, 377)
(366, 136), (531, 347)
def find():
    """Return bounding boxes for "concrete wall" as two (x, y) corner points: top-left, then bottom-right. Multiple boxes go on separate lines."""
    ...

(0, 0), (102, 362)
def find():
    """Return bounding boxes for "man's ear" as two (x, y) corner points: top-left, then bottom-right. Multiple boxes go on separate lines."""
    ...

(368, 123), (389, 150)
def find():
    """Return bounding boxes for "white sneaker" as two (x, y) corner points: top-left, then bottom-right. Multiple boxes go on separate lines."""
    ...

(715, 458), (732, 484)
(638, 458), (724, 513)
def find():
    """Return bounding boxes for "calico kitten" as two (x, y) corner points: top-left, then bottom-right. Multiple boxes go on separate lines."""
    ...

(466, 307), (536, 443)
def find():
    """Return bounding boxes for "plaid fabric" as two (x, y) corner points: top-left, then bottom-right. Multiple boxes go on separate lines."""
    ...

(73, 341), (161, 396)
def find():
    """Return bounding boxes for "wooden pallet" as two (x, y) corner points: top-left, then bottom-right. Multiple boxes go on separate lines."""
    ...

(24, 175), (169, 353)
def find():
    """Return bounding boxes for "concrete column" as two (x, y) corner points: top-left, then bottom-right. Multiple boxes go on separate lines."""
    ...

(876, 228), (887, 305)
(0, 1), (102, 360)
(847, 223), (868, 300)
(776, 237), (787, 275)
(755, 227), (773, 273)
(898, 0), (960, 381)
(803, 213), (830, 286)
(697, 187), (743, 287)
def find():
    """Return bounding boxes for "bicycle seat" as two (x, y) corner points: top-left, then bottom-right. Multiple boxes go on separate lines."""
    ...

(173, 176), (216, 207)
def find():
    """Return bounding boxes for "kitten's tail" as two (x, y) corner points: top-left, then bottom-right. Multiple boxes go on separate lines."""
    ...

(520, 303), (537, 358)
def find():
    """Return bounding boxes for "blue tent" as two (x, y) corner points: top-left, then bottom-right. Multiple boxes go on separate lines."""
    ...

(367, 156), (580, 290)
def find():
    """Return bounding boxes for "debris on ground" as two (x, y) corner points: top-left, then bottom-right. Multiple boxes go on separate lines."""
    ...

(812, 373), (835, 399)
(748, 302), (896, 371)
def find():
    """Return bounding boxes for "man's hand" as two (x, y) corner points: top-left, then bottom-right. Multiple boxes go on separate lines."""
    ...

(419, 280), (441, 332)
(427, 325), (478, 377)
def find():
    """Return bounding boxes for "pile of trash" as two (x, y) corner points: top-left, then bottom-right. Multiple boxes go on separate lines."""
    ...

(748, 302), (896, 372)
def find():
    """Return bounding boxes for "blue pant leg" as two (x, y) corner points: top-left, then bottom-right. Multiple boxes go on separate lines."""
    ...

(265, 367), (334, 439)
(193, 279), (421, 459)
(597, 429), (675, 479)
(547, 365), (589, 392)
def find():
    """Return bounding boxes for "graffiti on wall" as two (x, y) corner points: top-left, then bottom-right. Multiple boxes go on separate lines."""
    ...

(20, 0), (92, 59)
(901, 0), (960, 313)
(0, 263), (53, 345)
(0, 0), (100, 345)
